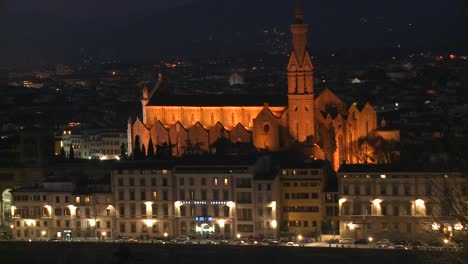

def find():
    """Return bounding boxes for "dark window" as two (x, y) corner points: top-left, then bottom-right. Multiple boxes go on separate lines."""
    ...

(141, 204), (146, 217)
(343, 184), (349, 195)
(392, 184), (399, 195)
(365, 184), (371, 195)
(180, 206), (186, 217)
(354, 185), (360, 195)
(223, 190), (229, 200)
(152, 204), (158, 217)
(381, 184), (387, 195)
(119, 205), (125, 216)
(381, 205), (387, 216)
(404, 184), (411, 195)
(130, 204), (136, 217)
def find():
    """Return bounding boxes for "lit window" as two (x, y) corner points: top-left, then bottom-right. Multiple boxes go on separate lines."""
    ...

(152, 192), (158, 200)
(85, 197), (90, 204)
(75, 197), (81, 203)
(223, 178), (229, 186)
(214, 178), (219, 186)
(162, 169), (168, 175)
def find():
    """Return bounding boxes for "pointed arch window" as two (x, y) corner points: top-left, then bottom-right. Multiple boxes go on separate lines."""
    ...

(247, 113), (252, 127)
(171, 114), (176, 124)
(210, 113), (215, 126)
(191, 114), (195, 125)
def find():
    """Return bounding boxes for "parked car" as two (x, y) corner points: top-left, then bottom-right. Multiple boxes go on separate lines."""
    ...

(354, 239), (369, 245)
(219, 240), (229, 245)
(392, 245), (408, 250)
(285, 241), (299, 247)
(127, 238), (138, 243)
(174, 236), (191, 243)
(339, 238), (354, 244)
(376, 239), (391, 245)
(408, 240), (426, 249)
(327, 239), (339, 244)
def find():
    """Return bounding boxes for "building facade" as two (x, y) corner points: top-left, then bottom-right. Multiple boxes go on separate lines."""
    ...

(58, 128), (127, 160)
(278, 159), (337, 238)
(11, 179), (113, 241)
(338, 164), (468, 242)
(127, 3), (394, 171)
(11, 155), (338, 241)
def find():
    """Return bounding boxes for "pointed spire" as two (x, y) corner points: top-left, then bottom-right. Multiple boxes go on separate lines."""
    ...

(142, 85), (149, 100)
(295, 0), (304, 24)
(128, 116), (133, 125)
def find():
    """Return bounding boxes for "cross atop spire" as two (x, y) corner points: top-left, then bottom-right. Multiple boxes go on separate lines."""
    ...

(295, 0), (304, 24)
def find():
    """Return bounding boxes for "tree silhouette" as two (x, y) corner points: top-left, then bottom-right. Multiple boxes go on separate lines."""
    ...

(147, 137), (155, 160)
(69, 144), (75, 160)
(156, 142), (174, 160)
(132, 136), (142, 160)
(141, 144), (146, 159)
(59, 146), (66, 159)
(120, 143), (127, 160)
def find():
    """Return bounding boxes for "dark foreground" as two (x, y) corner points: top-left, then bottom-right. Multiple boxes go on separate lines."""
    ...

(0, 241), (446, 264)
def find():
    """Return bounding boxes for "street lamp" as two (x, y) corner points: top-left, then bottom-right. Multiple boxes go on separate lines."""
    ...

(443, 238), (449, 245)
(163, 232), (168, 240)
(297, 235), (303, 241)
(368, 236), (373, 243)
(236, 233), (241, 239)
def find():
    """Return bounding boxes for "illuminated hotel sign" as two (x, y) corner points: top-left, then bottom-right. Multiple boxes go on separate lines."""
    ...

(195, 223), (214, 233)
(179, 201), (230, 205)
(195, 216), (213, 222)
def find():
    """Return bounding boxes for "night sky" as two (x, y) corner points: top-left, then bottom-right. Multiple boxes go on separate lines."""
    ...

(1, 0), (467, 66)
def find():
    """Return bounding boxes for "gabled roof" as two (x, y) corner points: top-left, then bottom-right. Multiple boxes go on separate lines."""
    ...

(148, 94), (287, 107)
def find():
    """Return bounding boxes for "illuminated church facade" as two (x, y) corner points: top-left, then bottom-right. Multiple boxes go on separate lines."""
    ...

(128, 3), (387, 170)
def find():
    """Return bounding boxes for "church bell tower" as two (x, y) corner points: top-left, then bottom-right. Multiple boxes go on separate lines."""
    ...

(287, 0), (315, 142)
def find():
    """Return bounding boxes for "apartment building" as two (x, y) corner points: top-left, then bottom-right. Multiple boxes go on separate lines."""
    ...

(11, 178), (113, 241)
(338, 164), (467, 242)
(277, 157), (337, 239)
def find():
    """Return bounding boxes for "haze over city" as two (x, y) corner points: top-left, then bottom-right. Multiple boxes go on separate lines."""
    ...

(1, 0), (467, 65)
